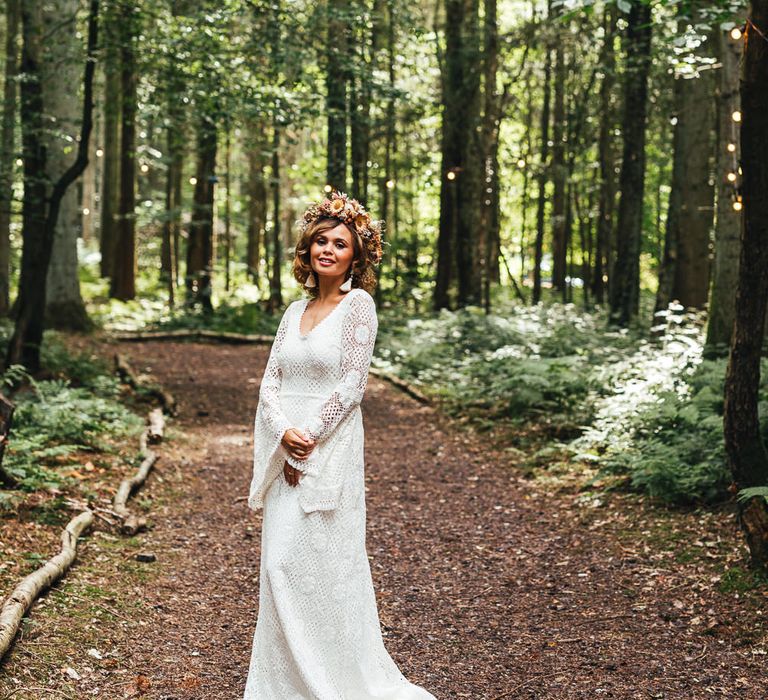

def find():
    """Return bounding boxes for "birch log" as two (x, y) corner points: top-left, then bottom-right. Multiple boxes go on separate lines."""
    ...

(0, 510), (93, 660)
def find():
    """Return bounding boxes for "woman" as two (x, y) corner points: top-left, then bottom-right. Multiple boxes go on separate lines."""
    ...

(245, 191), (436, 700)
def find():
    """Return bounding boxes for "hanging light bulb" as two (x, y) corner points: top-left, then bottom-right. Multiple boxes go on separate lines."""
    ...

(517, 158), (526, 168)
(732, 110), (742, 122)
(189, 177), (198, 185)
(385, 179), (395, 190)
(727, 172), (737, 182)
(733, 199), (743, 212)
(727, 143), (736, 153)
(140, 164), (149, 173)
(730, 27), (742, 41)
(446, 171), (456, 181)
(324, 184), (332, 193)
(96, 148), (104, 157)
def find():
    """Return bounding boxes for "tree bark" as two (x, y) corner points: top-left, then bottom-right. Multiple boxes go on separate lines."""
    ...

(655, 9), (715, 315)
(532, 39), (552, 305)
(109, 0), (137, 301)
(723, 0), (768, 570)
(185, 117), (217, 308)
(0, 0), (20, 316)
(705, 23), (744, 353)
(593, 4), (617, 305)
(550, 38), (567, 292)
(608, 1), (652, 326)
(245, 133), (267, 284)
(434, 0), (482, 310)
(326, 0), (348, 191)
(6, 0), (98, 371)
(43, 0), (91, 330)
(99, 0), (121, 279)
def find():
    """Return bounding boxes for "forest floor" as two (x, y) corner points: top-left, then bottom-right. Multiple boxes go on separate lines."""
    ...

(1, 338), (767, 699)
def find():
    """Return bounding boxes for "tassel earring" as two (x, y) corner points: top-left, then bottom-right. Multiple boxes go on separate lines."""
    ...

(339, 272), (353, 292)
(304, 271), (317, 288)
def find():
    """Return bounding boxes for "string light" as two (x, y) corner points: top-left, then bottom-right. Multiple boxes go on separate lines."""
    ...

(446, 171), (456, 181)
(732, 110), (742, 122)
(727, 172), (737, 182)
(83, 208), (90, 216)
(324, 184), (332, 193)
(140, 164), (149, 173)
(385, 179), (395, 190)
(96, 148), (104, 157)
(189, 177), (197, 185)
(517, 158), (526, 168)
(730, 27), (742, 40)
(15, 158), (22, 166)
(727, 143), (736, 152)
(733, 199), (743, 212)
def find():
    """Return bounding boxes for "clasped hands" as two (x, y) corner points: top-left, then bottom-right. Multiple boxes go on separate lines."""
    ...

(281, 428), (317, 487)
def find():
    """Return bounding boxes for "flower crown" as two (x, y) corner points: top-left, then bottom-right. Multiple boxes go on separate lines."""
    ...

(298, 190), (384, 265)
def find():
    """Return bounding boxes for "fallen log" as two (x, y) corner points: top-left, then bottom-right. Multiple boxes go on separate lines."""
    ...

(111, 329), (274, 345)
(369, 368), (431, 405)
(113, 425), (160, 536)
(0, 510), (94, 661)
(147, 407), (164, 444)
(114, 353), (177, 416)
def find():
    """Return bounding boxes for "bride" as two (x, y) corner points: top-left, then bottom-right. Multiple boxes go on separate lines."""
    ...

(245, 191), (436, 699)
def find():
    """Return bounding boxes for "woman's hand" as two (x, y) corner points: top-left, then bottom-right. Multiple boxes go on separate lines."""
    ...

(281, 428), (316, 461)
(284, 461), (302, 487)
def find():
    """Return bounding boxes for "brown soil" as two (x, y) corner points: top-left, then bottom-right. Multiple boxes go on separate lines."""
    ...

(1, 339), (766, 699)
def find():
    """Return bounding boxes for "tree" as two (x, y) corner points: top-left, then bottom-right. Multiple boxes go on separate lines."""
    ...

(655, 7), (715, 315)
(0, 0), (20, 316)
(722, 0), (768, 570)
(326, 0), (349, 191)
(593, 4), (617, 305)
(608, 0), (652, 326)
(109, 0), (138, 301)
(705, 22), (744, 353)
(434, 0), (482, 309)
(43, 0), (91, 330)
(6, 0), (98, 371)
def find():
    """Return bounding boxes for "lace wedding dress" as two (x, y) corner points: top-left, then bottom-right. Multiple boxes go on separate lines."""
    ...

(246, 287), (436, 700)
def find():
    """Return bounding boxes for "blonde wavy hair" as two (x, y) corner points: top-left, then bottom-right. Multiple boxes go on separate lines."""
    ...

(292, 217), (378, 298)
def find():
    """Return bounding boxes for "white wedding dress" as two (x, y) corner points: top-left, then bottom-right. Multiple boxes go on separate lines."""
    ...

(246, 287), (436, 700)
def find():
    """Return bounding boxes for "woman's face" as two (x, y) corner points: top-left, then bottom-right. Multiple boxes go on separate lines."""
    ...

(310, 223), (355, 279)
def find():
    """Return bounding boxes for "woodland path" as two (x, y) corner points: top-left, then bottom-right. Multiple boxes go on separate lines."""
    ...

(108, 341), (763, 700)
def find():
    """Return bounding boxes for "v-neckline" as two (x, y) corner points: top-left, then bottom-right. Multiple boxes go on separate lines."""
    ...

(298, 291), (354, 339)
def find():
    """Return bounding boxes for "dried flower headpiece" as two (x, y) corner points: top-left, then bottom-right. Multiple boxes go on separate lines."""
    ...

(298, 190), (384, 265)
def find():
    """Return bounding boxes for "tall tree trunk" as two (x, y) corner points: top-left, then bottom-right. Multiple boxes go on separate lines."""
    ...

(434, 0), (482, 310)
(269, 123), (283, 310)
(100, 0), (121, 279)
(608, 0), (652, 326)
(593, 4), (617, 305)
(655, 10), (715, 315)
(109, 0), (137, 301)
(480, 0), (500, 312)
(245, 133), (267, 284)
(550, 39), (567, 292)
(7, 0), (98, 371)
(380, 0), (396, 288)
(705, 23), (744, 353)
(326, 0), (348, 191)
(723, 0), (768, 570)
(43, 0), (90, 330)
(0, 0), (20, 316)
(185, 117), (217, 307)
(532, 42), (552, 305)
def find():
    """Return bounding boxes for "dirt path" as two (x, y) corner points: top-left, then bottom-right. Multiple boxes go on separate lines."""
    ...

(96, 341), (766, 699)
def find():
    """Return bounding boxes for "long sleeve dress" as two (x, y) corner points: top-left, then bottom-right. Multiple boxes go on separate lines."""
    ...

(246, 287), (436, 700)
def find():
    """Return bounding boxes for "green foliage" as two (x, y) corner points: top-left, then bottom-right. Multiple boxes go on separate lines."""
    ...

(586, 350), (768, 505)
(737, 486), (768, 506)
(375, 302), (638, 428)
(0, 334), (142, 492)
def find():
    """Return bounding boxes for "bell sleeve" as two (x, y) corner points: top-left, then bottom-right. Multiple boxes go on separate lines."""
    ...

(292, 290), (378, 459)
(248, 304), (295, 510)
